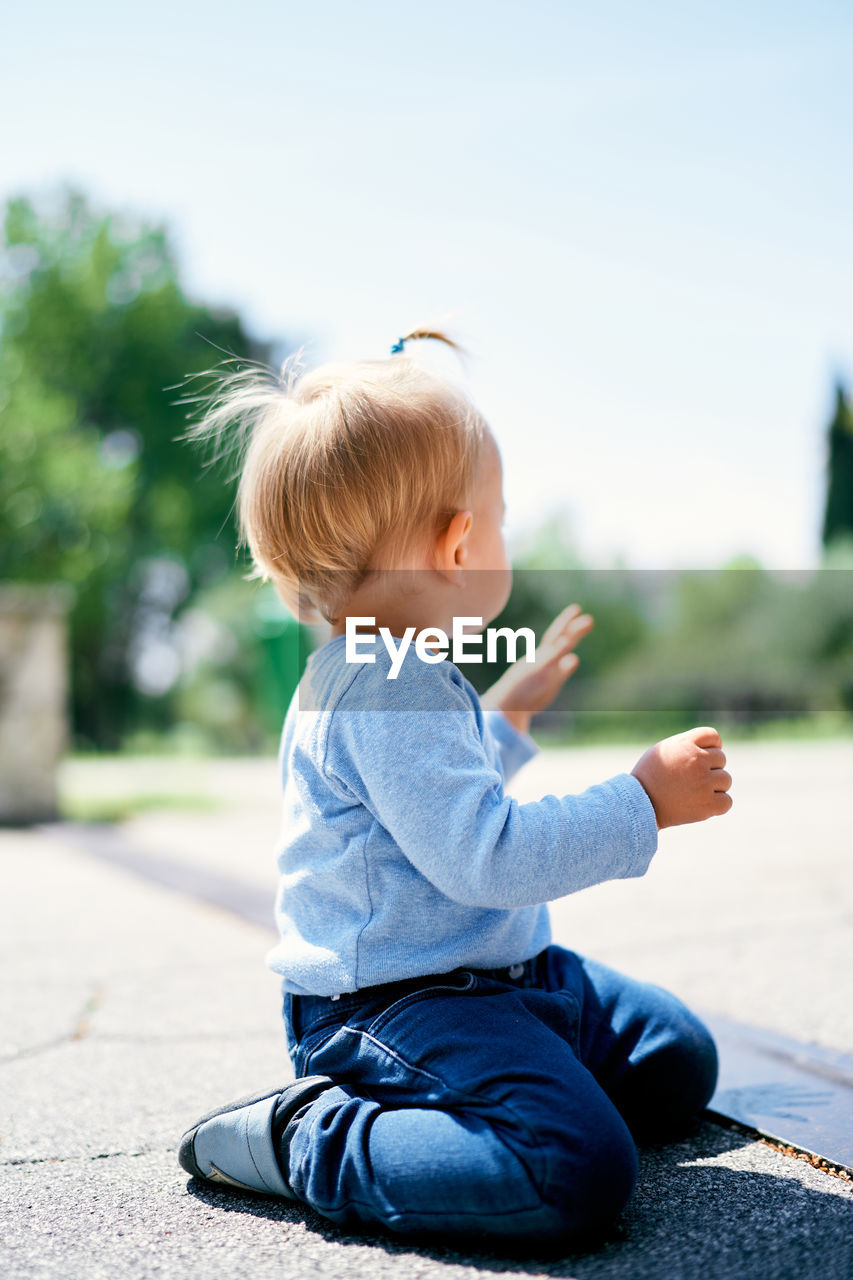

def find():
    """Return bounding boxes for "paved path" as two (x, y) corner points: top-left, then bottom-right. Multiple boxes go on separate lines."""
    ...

(2, 742), (852, 1278)
(64, 739), (853, 1048)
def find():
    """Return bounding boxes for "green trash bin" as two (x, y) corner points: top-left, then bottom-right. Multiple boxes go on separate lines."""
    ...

(251, 590), (312, 738)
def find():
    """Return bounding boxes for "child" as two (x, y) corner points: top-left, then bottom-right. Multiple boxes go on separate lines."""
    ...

(178, 332), (732, 1248)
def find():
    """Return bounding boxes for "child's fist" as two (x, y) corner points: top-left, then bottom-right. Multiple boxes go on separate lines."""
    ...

(631, 727), (732, 830)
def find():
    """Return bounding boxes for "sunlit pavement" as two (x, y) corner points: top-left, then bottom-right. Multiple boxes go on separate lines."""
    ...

(60, 738), (853, 1050)
(2, 741), (851, 1279)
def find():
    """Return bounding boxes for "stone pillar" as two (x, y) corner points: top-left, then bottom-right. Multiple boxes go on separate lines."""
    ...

(0, 585), (74, 824)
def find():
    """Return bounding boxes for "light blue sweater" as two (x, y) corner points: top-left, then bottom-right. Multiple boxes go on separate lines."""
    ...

(267, 634), (658, 996)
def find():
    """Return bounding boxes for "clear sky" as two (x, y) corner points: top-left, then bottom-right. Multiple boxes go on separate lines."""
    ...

(3, 0), (852, 568)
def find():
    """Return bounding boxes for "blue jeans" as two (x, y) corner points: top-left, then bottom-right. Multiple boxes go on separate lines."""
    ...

(281, 945), (717, 1245)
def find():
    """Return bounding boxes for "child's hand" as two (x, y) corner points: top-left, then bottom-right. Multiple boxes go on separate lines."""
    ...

(631, 727), (733, 829)
(482, 604), (594, 734)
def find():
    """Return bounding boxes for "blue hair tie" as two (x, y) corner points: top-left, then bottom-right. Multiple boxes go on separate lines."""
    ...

(390, 337), (406, 355)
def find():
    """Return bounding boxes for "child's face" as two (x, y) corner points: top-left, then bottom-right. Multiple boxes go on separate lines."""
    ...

(459, 434), (512, 623)
(467, 435), (509, 569)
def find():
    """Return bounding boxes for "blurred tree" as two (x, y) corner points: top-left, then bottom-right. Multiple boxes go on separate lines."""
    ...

(822, 382), (853, 548)
(169, 577), (308, 754)
(0, 190), (276, 747)
(591, 560), (853, 733)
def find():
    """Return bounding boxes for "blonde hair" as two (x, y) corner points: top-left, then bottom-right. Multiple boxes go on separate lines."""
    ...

(186, 334), (489, 622)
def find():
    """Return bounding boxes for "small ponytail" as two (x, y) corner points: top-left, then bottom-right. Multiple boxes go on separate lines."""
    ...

(390, 329), (465, 357)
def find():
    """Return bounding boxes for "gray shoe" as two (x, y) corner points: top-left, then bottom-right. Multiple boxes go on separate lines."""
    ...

(178, 1076), (332, 1196)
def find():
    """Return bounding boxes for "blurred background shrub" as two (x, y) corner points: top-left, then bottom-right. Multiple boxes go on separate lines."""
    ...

(2, 190), (852, 753)
(0, 189), (307, 751)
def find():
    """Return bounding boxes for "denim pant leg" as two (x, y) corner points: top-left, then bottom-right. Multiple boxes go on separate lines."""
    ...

(281, 964), (638, 1244)
(551, 948), (719, 1141)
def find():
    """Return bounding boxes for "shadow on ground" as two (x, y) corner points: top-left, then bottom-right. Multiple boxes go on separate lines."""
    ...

(183, 1121), (853, 1279)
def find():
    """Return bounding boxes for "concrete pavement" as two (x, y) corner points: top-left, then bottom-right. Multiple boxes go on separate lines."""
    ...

(3, 741), (852, 1278)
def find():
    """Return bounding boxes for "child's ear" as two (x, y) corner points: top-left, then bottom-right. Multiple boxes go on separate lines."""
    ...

(434, 510), (472, 576)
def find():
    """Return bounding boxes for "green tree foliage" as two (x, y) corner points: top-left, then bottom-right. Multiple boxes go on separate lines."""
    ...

(0, 190), (273, 747)
(475, 512), (853, 738)
(4, 191), (849, 752)
(590, 561), (853, 736)
(822, 382), (853, 549)
(164, 576), (307, 755)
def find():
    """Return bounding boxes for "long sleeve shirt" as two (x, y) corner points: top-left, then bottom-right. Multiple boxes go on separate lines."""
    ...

(266, 633), (658, 996)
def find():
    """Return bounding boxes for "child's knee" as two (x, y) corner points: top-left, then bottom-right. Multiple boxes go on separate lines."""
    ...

(626, 1004), (719, 1140)
(504, 1099), (637, 1243)
(548, 1108), (637, 1237)
(439, 1113), (637, 1248)
(661, 1006), (718, 1110)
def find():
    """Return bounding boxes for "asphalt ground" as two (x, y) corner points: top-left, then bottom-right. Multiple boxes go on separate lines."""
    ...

(2, 741), (852, 1278)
